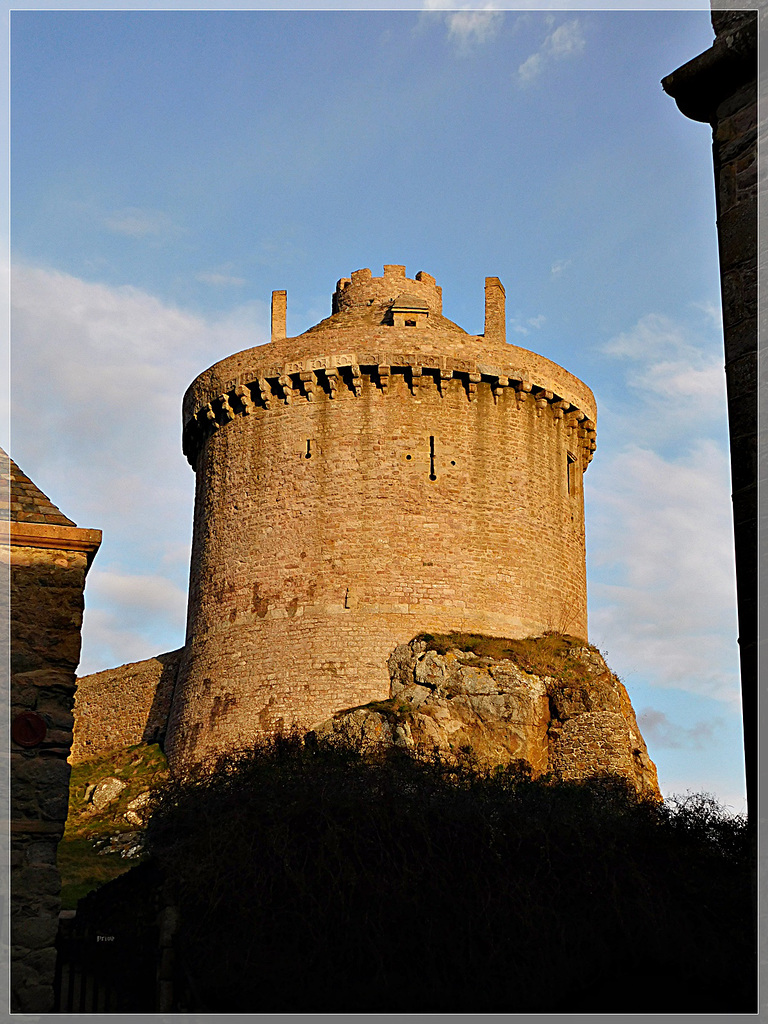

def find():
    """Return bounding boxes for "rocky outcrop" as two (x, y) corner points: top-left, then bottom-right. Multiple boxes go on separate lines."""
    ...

(313, 633), (660, 802)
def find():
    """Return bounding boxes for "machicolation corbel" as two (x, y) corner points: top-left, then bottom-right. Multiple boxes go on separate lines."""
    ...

(234, 385), (255, 415)
(219, 395), (235, 422)
(300, 370), (316, 401)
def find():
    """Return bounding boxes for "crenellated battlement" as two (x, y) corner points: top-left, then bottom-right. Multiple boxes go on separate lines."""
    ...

(331, 265), (444, 318)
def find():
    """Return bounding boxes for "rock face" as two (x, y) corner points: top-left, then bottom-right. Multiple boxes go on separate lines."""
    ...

(313, 633), (661, 802)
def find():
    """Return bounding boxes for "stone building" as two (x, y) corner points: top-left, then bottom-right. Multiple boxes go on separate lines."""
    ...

(662, 8), (757, 816)
(165, 265), (598, 769)
(4, 451), (101, 1012)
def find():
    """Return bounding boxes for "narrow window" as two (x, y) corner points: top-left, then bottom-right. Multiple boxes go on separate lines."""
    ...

(429, 436), (437, 481)
(567, 452), (576, 495)
(405, 319), (416, 327)
(305, 440), (312, 459)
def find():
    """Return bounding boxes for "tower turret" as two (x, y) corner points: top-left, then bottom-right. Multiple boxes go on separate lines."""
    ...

(167, 266), (597, 769)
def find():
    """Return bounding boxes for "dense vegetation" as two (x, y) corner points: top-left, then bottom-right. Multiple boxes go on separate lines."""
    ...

(132, 736), (755, 1014)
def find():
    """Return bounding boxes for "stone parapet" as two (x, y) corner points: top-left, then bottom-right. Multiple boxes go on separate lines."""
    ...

(332, 265), (444, 316)
(10, 521), (103, 561)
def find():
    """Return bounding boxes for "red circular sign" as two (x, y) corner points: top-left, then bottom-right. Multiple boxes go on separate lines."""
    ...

(12, 712), (48, 748)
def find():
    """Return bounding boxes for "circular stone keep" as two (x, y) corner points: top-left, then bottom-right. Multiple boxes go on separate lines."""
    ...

(165, 266), (597, 769)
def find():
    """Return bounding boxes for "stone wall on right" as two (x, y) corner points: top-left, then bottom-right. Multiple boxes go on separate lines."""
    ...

(661, 8), (757, 816)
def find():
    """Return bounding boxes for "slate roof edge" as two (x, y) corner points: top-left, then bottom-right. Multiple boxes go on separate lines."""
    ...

(9, 521), (103, 567)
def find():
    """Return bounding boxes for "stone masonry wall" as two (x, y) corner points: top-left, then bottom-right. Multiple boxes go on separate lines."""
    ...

(9, 542), (94, 1012)
(708, 13), (758, 815)
(71, 649), (182, 762)
(662, 9), (757, 816)
(709, 12), (757, 699)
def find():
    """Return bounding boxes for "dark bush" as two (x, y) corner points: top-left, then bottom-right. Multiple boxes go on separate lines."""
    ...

(142, 737), (755, 1014)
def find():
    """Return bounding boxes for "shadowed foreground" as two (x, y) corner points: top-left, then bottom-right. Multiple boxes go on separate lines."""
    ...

(78, 737), (755, 1013)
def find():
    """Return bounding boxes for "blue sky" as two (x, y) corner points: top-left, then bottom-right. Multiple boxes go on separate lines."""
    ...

(8, 5), (746, 811)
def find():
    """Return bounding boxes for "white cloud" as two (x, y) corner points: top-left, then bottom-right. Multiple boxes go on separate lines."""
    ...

(421, 0), (504, 52)
(518, 17), (585, 83)
(633, 359), (724, 400)
(104, 206), (177, 240)
(10, 261), (270, 673)
(586, 307), (739, 706)
(81, 610), (184, 677)
(551, 258), (571, 276)
(605, 311), (701, 361)
(691, 300), (723, 330)
(510, 312), (546, 336)
(601, 312), (727, 443)
(517, 52), (543, 82)
(587, 439), (739, 704)
(638, 708), (722, 752)
(447, 7), (504, 48)
(548, 19), (585, 58)
(91, 569), (187, 621)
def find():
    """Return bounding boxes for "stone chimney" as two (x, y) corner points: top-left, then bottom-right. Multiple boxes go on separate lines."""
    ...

(271, 290), (287, 342)
(484, 277), (506, 344)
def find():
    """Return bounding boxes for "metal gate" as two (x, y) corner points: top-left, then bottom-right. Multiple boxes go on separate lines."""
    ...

(53, 912), (158, 1013)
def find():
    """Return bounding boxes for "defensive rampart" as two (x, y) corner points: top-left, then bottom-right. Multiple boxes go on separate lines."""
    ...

(71, 650), (182, 762)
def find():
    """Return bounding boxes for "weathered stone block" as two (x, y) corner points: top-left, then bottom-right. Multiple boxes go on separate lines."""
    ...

(717, 197), (757, 269)
(725, 350), (757, 401)
(17, 865), (61, 897)
(11, 915), (59, 950)
(25, 841), (58, 865)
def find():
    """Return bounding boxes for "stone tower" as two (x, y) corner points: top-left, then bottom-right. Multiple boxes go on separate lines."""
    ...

(165, 265), (597, 768)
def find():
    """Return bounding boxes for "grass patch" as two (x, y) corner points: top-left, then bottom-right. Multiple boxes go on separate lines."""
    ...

(414, 631), (596, 686)
(57, 837), (136, 910)
(66, 742), (168, 840)
(352, 696), (411, 717)
(60, 743), (168, 906)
